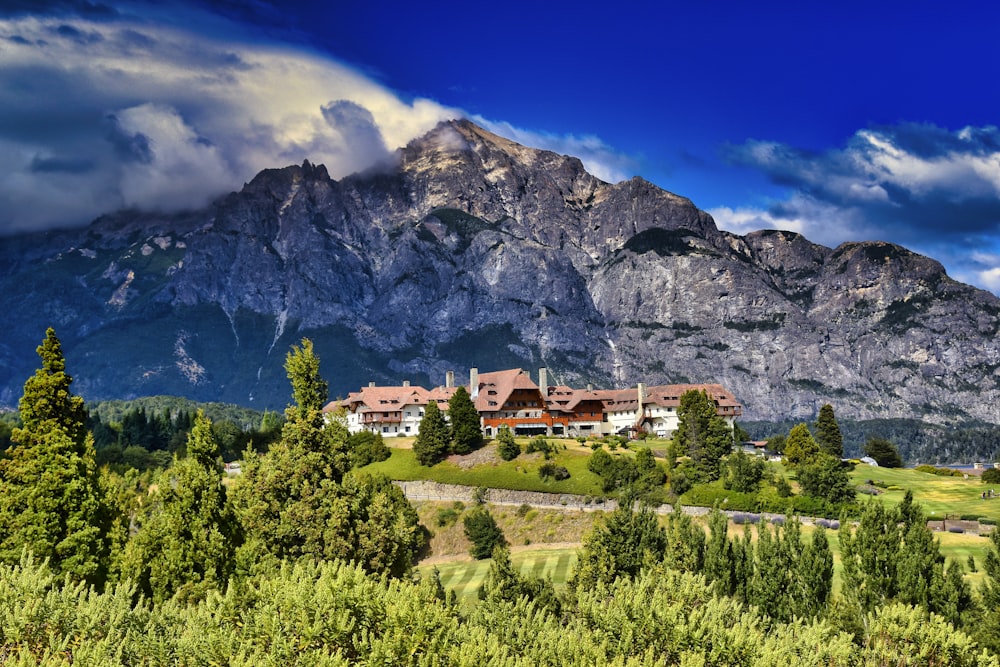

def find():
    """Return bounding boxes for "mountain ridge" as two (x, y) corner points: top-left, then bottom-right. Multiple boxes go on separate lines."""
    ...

(1, 119), (998, 423)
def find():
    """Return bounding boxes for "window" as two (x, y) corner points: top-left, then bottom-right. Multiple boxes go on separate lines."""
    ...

(382, 426), (388, 433)
(405, 426), (411, 432)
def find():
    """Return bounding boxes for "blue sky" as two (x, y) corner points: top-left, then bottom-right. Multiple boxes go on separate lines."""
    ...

(3, 1), (1000, 294)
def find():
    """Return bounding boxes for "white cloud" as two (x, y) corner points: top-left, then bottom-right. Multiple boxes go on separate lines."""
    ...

(0, 13), (460, 231)
(977, 267), (1000, 292)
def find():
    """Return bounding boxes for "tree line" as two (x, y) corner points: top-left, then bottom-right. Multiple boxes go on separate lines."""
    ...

(2, 329), (1000, 663)
(0, 329), (423, 602)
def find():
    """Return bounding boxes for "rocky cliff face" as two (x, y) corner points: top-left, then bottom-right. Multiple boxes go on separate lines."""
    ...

(1, 119), (998, 422)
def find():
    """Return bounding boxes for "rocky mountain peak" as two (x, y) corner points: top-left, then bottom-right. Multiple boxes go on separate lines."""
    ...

(0, 119), (997, 428)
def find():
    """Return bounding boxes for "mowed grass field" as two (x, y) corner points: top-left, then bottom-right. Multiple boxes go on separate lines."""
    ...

(417, 547), (579, 607)
(848, 463), (1000, 523)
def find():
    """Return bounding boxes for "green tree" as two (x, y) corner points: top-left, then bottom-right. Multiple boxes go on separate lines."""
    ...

(496, 425), (520, 461)
(863, 436), (904, 468)
(0, 328), (108, 585)
(570, 498), (666, 590)
(975, 524), (1000, 653)
(703, 507), (735, 598)
(463, 506), (506, 559)
(783, 422), (819, 467)
(797, 454), (856, 504)
(479, 544), (561, 616)
(722, 449), (766, 493)
(814, 404), (843, 458)
(671, 390), (732, 482)
(347, 430), (391, 468)
(232, 340), (360, 565)
(662, 510), (704, 573)
(447, 385), (482, 454)
(119, 411), (239, 603)
(798, 524), (834, 619)
(413, 401), (450, 466)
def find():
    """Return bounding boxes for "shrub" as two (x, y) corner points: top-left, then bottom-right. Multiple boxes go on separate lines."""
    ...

(815, 518), (840, 530)
(731, 512), (760, 525)
(680, 483), (757, 511)
(526, 436), (552, 456)
(516, 503), (532, 517)
(775, 476), (792, 498)
(435, 507), (461, 527)
(348, 431), (391, 468)
(770, 516), (785, 526)
(538, 463), (570, 481)
(982, 467), (1000, 484)
(980, 518), (997, 526)
(948, 526), (964, 534)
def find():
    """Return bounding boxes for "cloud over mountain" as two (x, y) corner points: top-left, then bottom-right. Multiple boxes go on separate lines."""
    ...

(0, 9), (457, 232)
(711, 123), (1000, 293)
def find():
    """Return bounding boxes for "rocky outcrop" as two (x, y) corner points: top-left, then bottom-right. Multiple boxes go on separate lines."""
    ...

(0, 119), (998, 423)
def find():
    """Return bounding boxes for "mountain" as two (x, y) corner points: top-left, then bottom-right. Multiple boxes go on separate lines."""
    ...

(1, 119), (998, 423)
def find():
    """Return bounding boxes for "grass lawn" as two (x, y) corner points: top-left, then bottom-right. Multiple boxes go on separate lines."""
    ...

(417, 547), (579, 607)
(362, 439), (616, 496)
(848, 464), (1000, 523)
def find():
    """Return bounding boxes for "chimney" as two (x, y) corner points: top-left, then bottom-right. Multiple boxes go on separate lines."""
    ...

(368, 381), (375, 388)
(403, 380), (410, 387)
(587, 383), (593, 392)
(470, 367), (479, 398)
(538, 368), (548, 398)
(637, 382), (646, 416)
(446, 370), (455, 388)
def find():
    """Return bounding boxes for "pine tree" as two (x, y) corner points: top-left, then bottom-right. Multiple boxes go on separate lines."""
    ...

(496, 425), (520, 461)
(798, 524), (834, 619)
(413, 401), (449, 466)
(448, 386), (482, 454)
(782, 423), (819, 467)
(570, 499), (666, 590)
(703, 507), (734, 597)
(232, 339), (357, 563)
(0, 328), (108, 585)
(672, 390), (731, 482)
(814, 404), (843, 458)
(120, 411), (239, 603)
(977, 523), (1000, 653)
(463, 506), (506, 559)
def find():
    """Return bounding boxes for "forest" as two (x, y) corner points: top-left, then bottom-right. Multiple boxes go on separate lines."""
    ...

(0, 328), (999, 665)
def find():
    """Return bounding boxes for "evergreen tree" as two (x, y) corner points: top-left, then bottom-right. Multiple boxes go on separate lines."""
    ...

(120, 411), (239, 603)
(496, 425), (520, 461)
(463, 506), (506, 559)
(448, 386), (483, 454)
(232, 340), (361, 564)
(671, 389), (731, 481)
(570, 498), (667, 590)
(413, 401), (450, 466)
(863, 436), (904, 468)
(814, 404), (843, 458)
(978, 523), (1000, 654)
(782, 423), (819, 467)
(662, 510), (704, 573)
(798, 524), (834, 619)
(0, 328), (108, 585)
(797, 454), (855, 503)
(703, 507), (734, 598)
